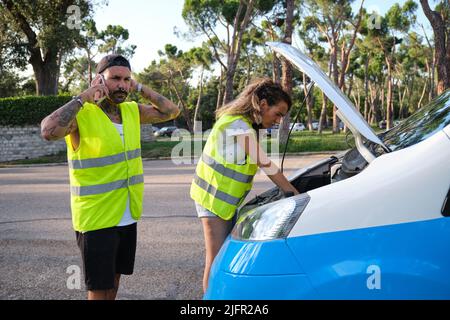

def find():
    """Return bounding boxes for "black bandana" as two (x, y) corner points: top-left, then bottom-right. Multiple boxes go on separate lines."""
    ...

(96, 54), (131, 74)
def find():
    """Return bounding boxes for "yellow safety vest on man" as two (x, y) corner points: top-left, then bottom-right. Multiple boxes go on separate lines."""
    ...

(190, 114), (258, 220)
(65, 101), (144, 232)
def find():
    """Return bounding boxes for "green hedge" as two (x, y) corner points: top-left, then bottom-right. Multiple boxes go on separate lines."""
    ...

(0, 95), (72, 126)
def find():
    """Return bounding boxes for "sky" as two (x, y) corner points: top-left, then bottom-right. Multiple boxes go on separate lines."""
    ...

(92, 0), (432, 74)
(92, 0), (203, 72)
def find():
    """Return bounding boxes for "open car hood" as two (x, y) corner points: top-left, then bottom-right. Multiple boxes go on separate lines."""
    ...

(267, 42), (388, 162)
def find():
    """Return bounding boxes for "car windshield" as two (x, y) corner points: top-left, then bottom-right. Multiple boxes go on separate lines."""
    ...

(380, 89), (450, 151)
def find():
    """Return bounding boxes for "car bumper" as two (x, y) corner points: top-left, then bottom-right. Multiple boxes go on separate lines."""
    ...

(204, 236), (318, 300)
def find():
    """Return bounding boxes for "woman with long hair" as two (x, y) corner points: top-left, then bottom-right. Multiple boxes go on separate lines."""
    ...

(190, 78), (299, 293)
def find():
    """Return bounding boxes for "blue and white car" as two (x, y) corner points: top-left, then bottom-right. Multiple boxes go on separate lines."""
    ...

(204, 42), (450, 300)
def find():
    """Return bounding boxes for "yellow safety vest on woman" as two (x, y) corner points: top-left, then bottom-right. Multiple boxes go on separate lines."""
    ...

(65, 101), (144, 232)
(190, 114), (258, 220)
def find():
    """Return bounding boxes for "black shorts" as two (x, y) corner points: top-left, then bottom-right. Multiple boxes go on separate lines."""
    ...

(75, 223), (137, 291)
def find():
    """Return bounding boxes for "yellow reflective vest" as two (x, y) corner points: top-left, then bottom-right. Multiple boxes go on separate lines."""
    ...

(65, 101), (144, 232)
(190, 114), (258, 220)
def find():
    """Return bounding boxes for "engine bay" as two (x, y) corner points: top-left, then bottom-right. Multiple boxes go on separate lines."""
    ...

(240, 147), (369, 212)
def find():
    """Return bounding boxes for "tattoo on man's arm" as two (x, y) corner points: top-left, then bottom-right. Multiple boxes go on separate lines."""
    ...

(43, 125), (59, 139)
(156, 94), (167, 109)
(49, 112), (59, 121)
(64, 121), (77, 135)
(57, 100), (81, 127)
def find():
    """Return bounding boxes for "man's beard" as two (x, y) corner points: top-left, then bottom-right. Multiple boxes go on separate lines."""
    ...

(110, 89), (129, 104)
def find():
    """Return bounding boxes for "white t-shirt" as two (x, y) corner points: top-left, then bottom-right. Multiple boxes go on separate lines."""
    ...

(112, 122), (137, 227)
(218, 119), (254, 165)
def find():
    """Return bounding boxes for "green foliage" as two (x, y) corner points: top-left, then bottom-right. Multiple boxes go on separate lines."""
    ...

(0, 95), (72, 126)
(97, 25), (136, 57)
(185, 46), (213, 69)
(1, 0), (440, 133)
(385, 1), (417, 32)
(61, 56), (94, 93)
(182, 0), (222, 32)
(61, 21), (137, 93)
(0, 70), (23, 98)
(0, 0), (93, 71)
(221, 0), (241, 24)
(188, 76), (220, 129)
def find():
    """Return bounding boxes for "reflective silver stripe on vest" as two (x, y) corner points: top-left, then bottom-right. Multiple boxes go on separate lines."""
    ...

(126, 149), (141, 161)
(69, 149), (141, 169)
(194, 174), (242, 206)
(128, 174), (144, 185)
(71, 174), (144, 196)
(201, 154), (254, 184)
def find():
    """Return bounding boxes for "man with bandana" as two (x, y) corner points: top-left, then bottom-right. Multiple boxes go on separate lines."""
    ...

(41, 54), (180, 300)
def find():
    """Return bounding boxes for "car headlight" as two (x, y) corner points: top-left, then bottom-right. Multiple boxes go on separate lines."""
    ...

(232, 193), (310, 241)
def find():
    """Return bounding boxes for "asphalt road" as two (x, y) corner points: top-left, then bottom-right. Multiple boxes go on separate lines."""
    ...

(0, 154), (332, 300)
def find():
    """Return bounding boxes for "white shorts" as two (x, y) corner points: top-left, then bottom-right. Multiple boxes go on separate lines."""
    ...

(195, 202), (219, 218)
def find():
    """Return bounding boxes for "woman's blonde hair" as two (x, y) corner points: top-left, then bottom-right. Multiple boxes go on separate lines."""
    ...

(215, 78), (292, 123)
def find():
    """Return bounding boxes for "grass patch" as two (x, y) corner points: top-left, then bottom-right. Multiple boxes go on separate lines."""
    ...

(286, 130), (353, 152)
(266, 130), (353, 153)
(0, 150), (67, 166)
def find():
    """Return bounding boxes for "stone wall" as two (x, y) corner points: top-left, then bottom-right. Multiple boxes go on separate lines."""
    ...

(0, 126), (67, 162)
(0, 125), (157, 162)
(140, 124), (156, 142)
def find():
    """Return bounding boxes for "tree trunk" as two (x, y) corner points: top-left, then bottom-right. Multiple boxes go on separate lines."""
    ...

(364, 57), (370, 121)
(245, 50), (252, 85)
(318, 92), (328, 133)
(216, 67), (224, 110)
(272, 53), (281, 83)
(330, 38), (340, 134)
(351, 79), (360, 111)
(303, 73), (314, 131)
(319, 60), (333, 133)
(3, 0), (72, 96)
(87, 50), (93, 85)
(420, 0), (450, 94)
(369, 81), (382, 125)
(31, 53), (59, 96)
(422, 23), (436, 100)
(398, 81), (403, 119)
(279, 0), (294, 145)
(193, 67), (204, 133)
(386, 66), (393, 130)
(418, 79), (428, 110)
(425, 57), (432, 103)
(223, 0), (255, 104)
(169, 74), (193, 133)
(338, 0), (364, 91)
